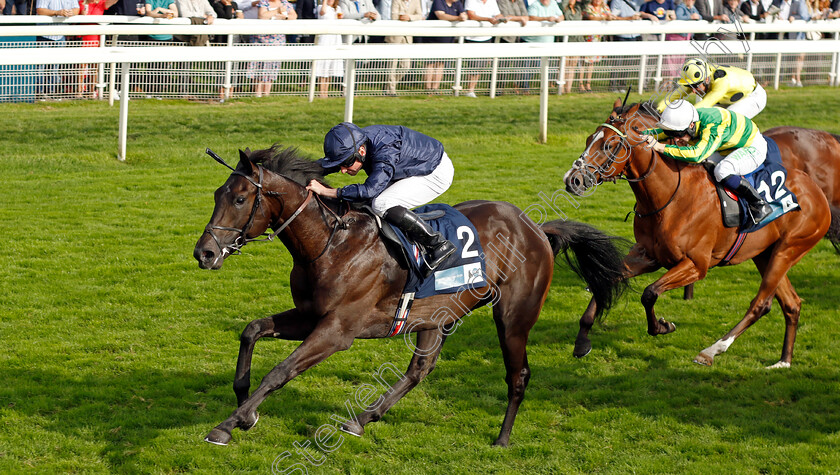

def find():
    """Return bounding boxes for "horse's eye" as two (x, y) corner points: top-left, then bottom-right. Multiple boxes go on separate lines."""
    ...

(235, 196), (246, 205)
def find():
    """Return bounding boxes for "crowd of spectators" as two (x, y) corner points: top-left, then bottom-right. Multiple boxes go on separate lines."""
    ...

(3, 0), (839, 98)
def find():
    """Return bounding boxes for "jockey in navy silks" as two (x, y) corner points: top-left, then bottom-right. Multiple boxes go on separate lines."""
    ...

(307, 122), (457, 274)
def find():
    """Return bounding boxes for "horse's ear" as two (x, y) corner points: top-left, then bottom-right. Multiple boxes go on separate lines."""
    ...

(612, 98), (622, 109)
(236, 152), (254, 174)
(239, 148), (250, 161)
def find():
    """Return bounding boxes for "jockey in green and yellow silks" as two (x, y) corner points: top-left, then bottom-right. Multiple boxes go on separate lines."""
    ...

(644, 101), (772, 223)
(657, 58), (767, 120)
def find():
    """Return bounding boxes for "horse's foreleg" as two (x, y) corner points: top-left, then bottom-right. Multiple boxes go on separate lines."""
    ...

(206, 317), (356, 446)
(642, 258), (702, 337)
(341, 328), (448, 437)
(575, 244), (659, 358)
(234, 309), (317, 408)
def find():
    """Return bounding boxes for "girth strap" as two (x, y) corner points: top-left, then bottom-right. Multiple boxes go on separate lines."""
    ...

(388, 292), (415, 337)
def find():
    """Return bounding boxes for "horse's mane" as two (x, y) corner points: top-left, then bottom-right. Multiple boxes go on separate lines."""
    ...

(614, 100), (660, 120)
(248, 144), (327, 186)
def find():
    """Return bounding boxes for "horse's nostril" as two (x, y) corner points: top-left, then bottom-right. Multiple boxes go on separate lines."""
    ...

(202, 250), (215, 261)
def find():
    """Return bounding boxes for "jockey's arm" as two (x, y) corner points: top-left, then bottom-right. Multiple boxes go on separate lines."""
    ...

(693, 80), (730, 109)
(656, 85), (691, 112)
(337, 161), (396, 201)
(660, 122), (725, 163)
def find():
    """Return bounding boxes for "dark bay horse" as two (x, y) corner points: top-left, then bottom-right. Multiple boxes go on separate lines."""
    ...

(679, 126), (840, 299)
(563, 100), (831, 368)
(193, 145), (627, 446)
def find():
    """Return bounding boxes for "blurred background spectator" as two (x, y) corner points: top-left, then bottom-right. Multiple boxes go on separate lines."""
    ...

(560, 0), (583, 94)
(420, 0), (467, 94)
(313, 0), (344, 97)
(77, 0), (108, 98)
(582, 0), (615, 93)
(246, 0), (295, 96)
(385, 0), (424, 96)
(36, 0), (79, 97)
(464, 0), (504, 97)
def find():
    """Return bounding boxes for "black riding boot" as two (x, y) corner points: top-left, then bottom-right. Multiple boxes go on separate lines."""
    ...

(383, 206), (456, 277)
(734, 176), (773, 224)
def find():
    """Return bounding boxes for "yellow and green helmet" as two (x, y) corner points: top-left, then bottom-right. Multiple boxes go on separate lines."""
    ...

(678, 58), (712, 87)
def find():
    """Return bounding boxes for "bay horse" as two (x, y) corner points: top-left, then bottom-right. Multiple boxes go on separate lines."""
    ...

(680, 126), (840, 299)
(193, 145), (627, 446)
(563, 100), (831, 368)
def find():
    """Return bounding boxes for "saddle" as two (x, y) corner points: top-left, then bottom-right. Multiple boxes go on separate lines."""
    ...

(356, 204), (446, 269)
(704, 137), (800, 233)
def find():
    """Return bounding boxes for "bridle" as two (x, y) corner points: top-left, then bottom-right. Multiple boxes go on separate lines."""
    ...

(573, 116), (658, 185)
(575, 113), (682, 218)
(202, 149), (346, 262)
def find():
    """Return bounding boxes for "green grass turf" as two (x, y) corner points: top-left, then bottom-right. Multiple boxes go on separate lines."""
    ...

(1, 88), (839, 474)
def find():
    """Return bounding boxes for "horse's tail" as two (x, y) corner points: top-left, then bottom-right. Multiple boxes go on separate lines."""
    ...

(541, 219), (629, 318)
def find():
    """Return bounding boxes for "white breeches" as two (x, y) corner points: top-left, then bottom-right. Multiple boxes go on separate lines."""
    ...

(726, 83), (767, 119)
(371, 153), (454, 216)
(713, 133), (768, 182)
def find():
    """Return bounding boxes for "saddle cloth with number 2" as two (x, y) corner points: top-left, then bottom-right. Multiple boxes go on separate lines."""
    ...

(388, 203), (488, 300)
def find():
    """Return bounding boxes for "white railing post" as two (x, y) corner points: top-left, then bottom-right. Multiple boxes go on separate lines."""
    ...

(638, 53), (647, 95)
(118, 62), (130, 162)
(490, 56), (499, 98)
(453, 36), (464, 96)
(108, 35), (117, 106)
(746, 32), (755, 73)
(96, 34), (106, 100)
(654, 33), (664, 91)
(223, 35), (234, 100)
(558, 35), (568, 95)
(832, 32), (840, 87)
(539, 56), (548, 144)
(774, 52), (782, 90)
(344, 58), (355, 123)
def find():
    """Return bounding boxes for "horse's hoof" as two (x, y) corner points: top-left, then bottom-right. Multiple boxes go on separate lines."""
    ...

(766, 361), (791, 369)
(573, 339), (592, 358)
(491, 438), (509, 447)
(339, 420), (364, 437)
(693, 352), (713, 366)
(204, 428), (232, 446)
(659, 318), (676, 334)
(239, 412), (259, 431)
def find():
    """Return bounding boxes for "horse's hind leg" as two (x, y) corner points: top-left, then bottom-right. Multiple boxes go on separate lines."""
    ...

(205, 315), (356, 446)
(491, 295), (544, 447)
(341, 328), (448, 437)
(233, 309), (317, 411)
(694, 252), (794, 367)
(767, 275), (801, 369)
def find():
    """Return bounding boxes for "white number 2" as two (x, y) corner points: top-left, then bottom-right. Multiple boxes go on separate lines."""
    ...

(457, 226), (479, 259)
(756, 171), (787, 203)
